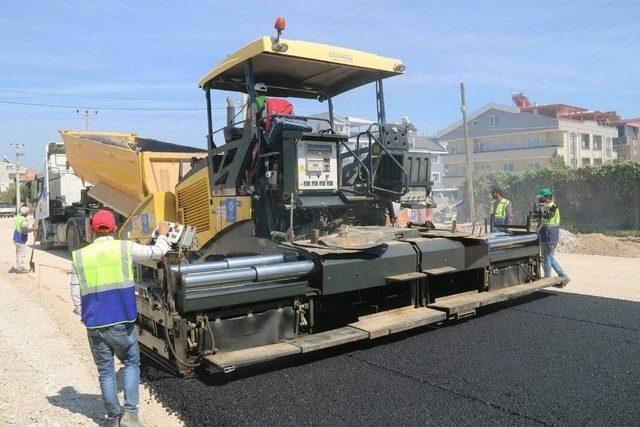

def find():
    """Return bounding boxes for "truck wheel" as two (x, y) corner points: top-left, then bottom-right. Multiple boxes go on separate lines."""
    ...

(67, 225), (81, 252)
(38, 227), (54, 250)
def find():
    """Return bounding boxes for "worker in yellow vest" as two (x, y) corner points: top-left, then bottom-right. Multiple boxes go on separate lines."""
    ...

(535, 188), (569, 286)
(70, 210), (170, 427)
(12, 205), (36, 273)
(490, 188), (513, 231)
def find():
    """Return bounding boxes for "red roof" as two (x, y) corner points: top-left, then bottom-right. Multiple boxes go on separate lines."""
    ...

(519, 103), (620, 123)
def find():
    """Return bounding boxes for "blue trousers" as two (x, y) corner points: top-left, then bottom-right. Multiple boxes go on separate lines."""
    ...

(87, 322), (140, 421)
(541, 242), (566, 278)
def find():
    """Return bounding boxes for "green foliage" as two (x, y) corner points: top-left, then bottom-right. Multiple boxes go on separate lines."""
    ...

(460, 161), (640, 230)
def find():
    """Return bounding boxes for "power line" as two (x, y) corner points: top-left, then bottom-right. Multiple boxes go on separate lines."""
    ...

(411, 0), (627, 68)
(424, 9), (640, 74)
(305, 0), (398, 38)
(0, 99), (217, 111)
(396, 0), (574, 55)
(299, 0), (379, 34)
(0, 88), (196, 102)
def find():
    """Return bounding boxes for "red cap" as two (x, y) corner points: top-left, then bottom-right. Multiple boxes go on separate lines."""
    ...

(91, 209), (116, 234)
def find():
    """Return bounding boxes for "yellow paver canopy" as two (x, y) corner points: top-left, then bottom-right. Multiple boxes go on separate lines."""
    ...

(198, 37), (405, 99)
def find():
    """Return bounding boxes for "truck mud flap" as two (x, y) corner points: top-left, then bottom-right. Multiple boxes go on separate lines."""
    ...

(428, 276), (565, 318)
(204, 306), (446, 372)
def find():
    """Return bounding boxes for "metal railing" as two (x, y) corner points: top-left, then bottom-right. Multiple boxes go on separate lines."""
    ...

(340, 123), (409, 198)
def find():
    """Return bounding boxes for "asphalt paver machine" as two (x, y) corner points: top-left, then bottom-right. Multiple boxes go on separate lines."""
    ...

(131, 20), (564, 375)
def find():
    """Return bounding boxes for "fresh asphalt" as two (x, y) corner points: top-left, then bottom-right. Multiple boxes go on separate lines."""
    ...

(142, 292), (640, 426)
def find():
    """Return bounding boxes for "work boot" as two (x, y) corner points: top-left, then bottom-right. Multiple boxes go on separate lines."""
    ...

(554, 275), (570, 288)
(120, 411), (144, 427)
(15, 268), (29, 274)
(103, 417), (119, 427)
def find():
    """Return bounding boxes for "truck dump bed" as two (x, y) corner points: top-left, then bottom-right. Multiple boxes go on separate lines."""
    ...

(60, 130), (206, 215)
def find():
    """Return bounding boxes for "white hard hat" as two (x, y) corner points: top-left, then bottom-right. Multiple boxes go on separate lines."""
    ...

(254, 82), (267, 93)
(19, 206), (29, 215)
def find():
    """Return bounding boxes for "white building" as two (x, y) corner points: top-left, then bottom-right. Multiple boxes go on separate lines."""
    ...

(0, 161), (26, 193)
(437, 99), (618, 188)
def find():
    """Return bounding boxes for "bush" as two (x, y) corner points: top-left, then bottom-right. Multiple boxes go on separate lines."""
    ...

(459, 161), (640, 231)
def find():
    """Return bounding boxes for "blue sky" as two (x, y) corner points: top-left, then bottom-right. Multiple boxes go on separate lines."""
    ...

(1, 0), (638, 168)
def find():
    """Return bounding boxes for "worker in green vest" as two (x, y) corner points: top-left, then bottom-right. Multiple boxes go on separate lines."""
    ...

(70, 210), (170, 427)
(535, 188), (570, 286)
(490, 188), (513, 231)
(12, 205), (36, 273)
(253, 82), (268, 115)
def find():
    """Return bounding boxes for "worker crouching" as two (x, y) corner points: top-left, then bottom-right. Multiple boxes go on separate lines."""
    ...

(70, 209), (171, 427)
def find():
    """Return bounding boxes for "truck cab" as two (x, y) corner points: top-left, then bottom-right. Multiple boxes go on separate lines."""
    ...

(34, 141), (88, 251)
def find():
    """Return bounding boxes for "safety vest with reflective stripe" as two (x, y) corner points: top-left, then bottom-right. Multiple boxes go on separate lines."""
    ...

(491, 198), (511, 225)
(71, 238), (136, 329)
(13, 214), (28, 244)
(539, 202), (560, 243)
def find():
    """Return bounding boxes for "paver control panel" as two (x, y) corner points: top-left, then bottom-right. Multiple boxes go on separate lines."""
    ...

(296, 140), (338, 191)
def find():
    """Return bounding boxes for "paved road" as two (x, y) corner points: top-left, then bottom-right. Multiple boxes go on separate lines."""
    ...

(143, 291), (640, 426)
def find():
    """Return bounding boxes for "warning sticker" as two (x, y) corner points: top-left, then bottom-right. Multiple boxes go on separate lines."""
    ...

(225, 198), (237, 223)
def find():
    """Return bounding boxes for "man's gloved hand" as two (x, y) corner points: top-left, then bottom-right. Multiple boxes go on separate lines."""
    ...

(156, 221), (170, 237)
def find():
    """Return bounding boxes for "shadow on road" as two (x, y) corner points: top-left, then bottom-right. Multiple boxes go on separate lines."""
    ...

(33, 242), (72, 261)
(46, 386), (103, 424)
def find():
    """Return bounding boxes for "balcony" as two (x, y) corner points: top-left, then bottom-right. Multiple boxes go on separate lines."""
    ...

(443, 144), (562, 164)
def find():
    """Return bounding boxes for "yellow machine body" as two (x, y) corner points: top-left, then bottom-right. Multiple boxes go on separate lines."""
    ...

(174, 166), (252, 250)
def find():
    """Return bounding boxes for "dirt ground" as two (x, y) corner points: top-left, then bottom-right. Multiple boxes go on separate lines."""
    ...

(557, 229), (640, 258)
(0, 218), (182, 426)
(443, 222), (640, 258)
(1, 217), (639, 426)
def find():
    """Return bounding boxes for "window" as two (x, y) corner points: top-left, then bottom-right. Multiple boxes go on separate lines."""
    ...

(431, 172), (440, 183)
(479, 164), (491, 171)
(593, 158), (603, 165)
(471, 120), (479, 126)
(582, 157), (591, 165)
(432, 155), (440, 164)
(502, 163), (515, 172)
(504, 139), (513, 149)
(489, 115), (500, 127)
(526, 162), (540, 169)
(448, 145), (457, 154)
(527, 136), (540, 148)
(581, 134), (590, 149)
(593, 135), (602, 150)
(478, 142), (490, 152)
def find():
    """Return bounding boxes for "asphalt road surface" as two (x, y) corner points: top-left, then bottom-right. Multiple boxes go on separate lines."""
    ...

(142, 291), (640, 426)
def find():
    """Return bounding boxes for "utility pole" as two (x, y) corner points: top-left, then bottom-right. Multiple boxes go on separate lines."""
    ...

(76, 109), (98, 130)
(9, 143), (24, 214)
(460, 83), (476, 222)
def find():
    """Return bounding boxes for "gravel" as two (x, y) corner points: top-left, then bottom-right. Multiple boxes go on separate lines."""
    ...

(0, 218), (182, 427)
(557, 229), (640, 258)
(142, 292), (640, 426)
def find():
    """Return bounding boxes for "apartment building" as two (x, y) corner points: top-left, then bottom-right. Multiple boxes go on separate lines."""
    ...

(437, 98), (618, 187)
(613, 118), (640, 161)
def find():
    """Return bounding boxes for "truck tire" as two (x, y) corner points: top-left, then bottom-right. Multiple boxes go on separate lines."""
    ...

(37, 227), (54, 250)
(66, 224), (81, 253)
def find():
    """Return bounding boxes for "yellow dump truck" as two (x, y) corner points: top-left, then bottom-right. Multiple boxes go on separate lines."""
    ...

(55, 131), (206, 249)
